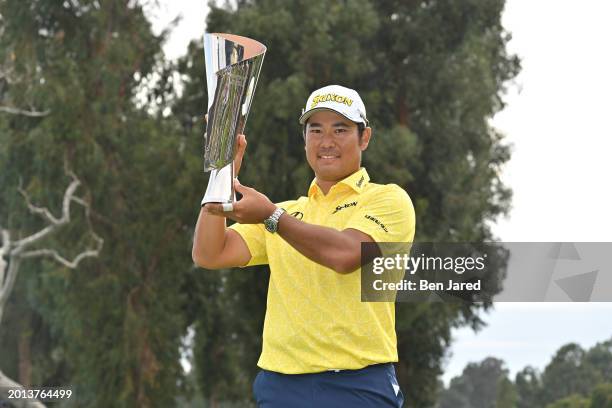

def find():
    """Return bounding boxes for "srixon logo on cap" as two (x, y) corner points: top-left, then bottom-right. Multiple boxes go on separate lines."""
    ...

(310, 93), (353, 109)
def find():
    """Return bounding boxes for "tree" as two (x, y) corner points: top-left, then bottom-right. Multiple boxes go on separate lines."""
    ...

(437, 340), (612, 408)
(515, 366), (544, 408)
(173, 0), (519, 405)
(590, 383), (612, 408)
(540, 343), (603, 406)
(497, 375), (519, 408)
(438, 357), (512, 408)
(512, 340), (612, 408)
(0, 165), (102, 408)
(585, 339), (612, 383)
(1, 1), (194, 406)
(546, 394), (591, 408)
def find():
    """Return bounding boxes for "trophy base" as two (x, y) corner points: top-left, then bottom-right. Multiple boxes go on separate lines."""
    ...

(201, 198), (233, 204)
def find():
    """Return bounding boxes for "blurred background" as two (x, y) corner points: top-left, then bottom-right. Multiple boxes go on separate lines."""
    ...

(1, 0), (611, 407)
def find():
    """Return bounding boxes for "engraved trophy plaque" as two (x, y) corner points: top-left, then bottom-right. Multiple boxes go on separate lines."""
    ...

(201, 33), (266, 204)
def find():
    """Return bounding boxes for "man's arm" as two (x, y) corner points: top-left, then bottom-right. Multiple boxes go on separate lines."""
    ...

(206, 180), (374, 274)
(277, 214), (373, 274)
(191, 208), (251, 269)
(192, 134), (252, 269)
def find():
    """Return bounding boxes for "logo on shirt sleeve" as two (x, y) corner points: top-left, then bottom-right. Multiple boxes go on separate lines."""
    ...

(290, 211), (304, 220)
(364, 214), (389, 233)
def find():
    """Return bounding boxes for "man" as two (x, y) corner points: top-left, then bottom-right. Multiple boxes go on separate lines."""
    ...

(192, 85), (415, 407)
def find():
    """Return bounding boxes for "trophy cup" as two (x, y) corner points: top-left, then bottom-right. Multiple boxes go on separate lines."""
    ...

(201, 33), (266, 205)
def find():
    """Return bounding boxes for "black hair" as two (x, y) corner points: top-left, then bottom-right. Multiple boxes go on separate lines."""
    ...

(357, 122), (366, 137)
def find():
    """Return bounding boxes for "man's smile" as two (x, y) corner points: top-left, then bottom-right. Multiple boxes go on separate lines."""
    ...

(318, 154), (341, 160)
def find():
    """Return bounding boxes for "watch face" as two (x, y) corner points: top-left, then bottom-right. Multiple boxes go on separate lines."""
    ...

(264, 218), (276, 233)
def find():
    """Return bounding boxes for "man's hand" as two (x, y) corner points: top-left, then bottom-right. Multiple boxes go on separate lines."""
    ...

(204, 133), (277, 223)
(205, 179), (276, 224)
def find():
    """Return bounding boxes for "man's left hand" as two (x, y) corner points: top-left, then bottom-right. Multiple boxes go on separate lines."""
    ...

(205, 179), (277, 224)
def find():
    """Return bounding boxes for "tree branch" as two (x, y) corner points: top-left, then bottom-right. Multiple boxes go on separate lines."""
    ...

(14, 173), (81, 249)
(0, 228), (9, 288)
(1, 167), (104, 324)
(17, 181), (62, 225)
(0, 256), (20, 324)
(0, 173), (100, 408)
(0, 105), (50, 117)
(19, 233), (103, 268)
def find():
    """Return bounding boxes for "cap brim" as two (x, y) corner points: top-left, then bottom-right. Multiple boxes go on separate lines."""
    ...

(299, 107), (367, 126)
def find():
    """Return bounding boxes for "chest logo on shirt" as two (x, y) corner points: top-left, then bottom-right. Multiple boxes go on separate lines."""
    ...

(332, 201), (357, 214)
(365, 214), (389, 232)
(290, 211), (304, 220)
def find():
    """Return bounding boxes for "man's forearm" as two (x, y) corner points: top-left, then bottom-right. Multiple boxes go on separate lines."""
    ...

(192, 207), (226, 266)
(276, 213), (367, 274)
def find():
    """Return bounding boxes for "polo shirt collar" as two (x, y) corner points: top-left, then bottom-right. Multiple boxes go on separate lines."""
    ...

(308, 167), (370, 197)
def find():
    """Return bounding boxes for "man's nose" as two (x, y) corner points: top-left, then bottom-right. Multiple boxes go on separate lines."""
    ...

(320, 128), (335, 146)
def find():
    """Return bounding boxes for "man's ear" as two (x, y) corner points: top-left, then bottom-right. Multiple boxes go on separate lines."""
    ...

(360, 127), (372, 151)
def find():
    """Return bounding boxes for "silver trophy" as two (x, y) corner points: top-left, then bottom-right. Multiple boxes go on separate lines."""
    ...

(201, 33), (266, 204)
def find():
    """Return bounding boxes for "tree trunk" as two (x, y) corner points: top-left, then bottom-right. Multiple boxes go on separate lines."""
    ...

(18, 321), (32, 387)
(397, 92), (410, 127)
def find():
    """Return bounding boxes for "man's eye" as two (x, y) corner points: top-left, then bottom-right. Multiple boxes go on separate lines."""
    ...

(335, 128), (347, 133)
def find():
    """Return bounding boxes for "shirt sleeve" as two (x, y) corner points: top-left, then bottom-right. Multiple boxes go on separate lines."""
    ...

(345, 184), (416, 244)
(228, 222), (268, 267)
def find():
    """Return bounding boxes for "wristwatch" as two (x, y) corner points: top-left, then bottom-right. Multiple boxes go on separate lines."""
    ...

(264, 207), (286, 233)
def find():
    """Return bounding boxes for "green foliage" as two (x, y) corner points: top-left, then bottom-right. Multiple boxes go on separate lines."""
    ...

(586, 340), (612, 381)
(540, 343), (604, 406)
(546, 394), (591, 408)
(1, 1), (193, 406)
(441, 338), (612, 408)
(173, 0), (519, 406)
(590, 383), (612, 408)
(543, 382), (612, 408)
(438, 357), (512, 408)
(516, 366), (544, 408)
(2, 0), (520, 406)
(497, 375), (519, 408)
(533, 339), (612, 408)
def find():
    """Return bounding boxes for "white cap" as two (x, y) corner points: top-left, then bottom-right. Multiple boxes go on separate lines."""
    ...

(299, 85), (368, 126)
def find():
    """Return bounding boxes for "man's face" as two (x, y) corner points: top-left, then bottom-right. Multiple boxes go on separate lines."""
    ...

(304, 110), (371, 183)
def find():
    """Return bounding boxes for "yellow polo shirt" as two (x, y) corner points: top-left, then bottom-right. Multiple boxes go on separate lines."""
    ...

(229, 167), (415, 374)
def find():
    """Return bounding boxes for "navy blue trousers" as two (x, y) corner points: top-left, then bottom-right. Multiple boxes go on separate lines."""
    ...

(252, 363), (404, 407)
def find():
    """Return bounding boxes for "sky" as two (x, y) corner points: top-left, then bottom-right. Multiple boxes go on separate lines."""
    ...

(491, 0), (612, 242)
(146, 0), (612, 385)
